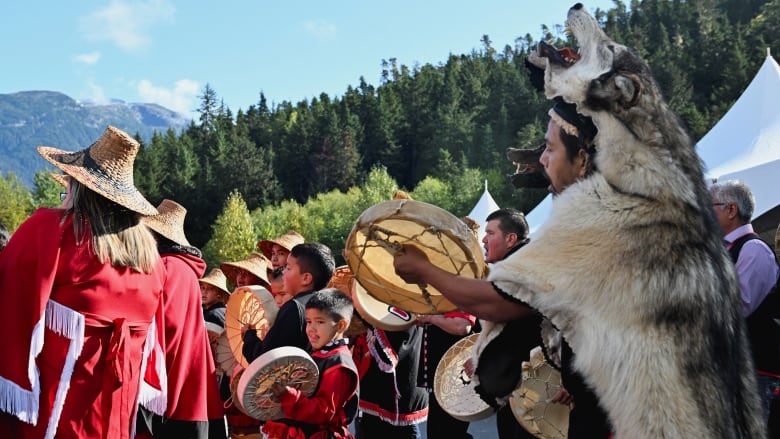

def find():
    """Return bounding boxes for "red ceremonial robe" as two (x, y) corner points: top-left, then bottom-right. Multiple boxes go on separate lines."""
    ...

(142, 252), (224, 424)
(0, 208), (165, 439)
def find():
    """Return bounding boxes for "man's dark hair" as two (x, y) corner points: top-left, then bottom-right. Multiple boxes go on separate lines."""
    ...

(485, 208), (530, 244)
(290, 242), (336, 290)
(552, 98), (597, 163)
(306, 288), (353, 326)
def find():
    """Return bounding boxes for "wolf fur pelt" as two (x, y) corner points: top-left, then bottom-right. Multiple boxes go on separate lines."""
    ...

(486, 3), (766, 438)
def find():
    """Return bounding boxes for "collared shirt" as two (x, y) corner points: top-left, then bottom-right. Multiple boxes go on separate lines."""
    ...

(725, 224), (780, 316)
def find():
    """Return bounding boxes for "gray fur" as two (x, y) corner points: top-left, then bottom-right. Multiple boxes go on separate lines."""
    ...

(490, 4), (766, 438)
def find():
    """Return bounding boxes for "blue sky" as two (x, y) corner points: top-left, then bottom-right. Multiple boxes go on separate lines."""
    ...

(3, 1), (615, 119)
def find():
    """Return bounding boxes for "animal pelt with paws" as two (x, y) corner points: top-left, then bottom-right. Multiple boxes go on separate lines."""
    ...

(488, 3), (766, 438)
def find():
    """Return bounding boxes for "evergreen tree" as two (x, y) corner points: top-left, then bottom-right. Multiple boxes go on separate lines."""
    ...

(0, 172), (35, 232)
(202, 190), (257, 268)
(32, 170), (62, 208)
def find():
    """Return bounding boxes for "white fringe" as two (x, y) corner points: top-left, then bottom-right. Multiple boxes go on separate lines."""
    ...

(0, 315), (44, 425)
(137, 317), (167, 416)
(44, 300), (85, 439)
(358, 407), (427, 427)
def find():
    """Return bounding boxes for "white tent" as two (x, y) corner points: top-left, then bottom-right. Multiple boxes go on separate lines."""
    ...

(526, 51), (780, 238)
(468, 181), (500, 243)
(697, 50), (780, 238)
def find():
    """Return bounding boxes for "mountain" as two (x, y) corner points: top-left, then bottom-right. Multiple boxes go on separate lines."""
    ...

(0, 91), (191, 187)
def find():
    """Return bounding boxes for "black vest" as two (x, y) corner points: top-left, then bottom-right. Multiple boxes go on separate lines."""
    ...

(728, 233), (780, 374)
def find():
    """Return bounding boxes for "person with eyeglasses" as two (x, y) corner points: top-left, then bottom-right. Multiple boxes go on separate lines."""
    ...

(710, 179), (780, 434)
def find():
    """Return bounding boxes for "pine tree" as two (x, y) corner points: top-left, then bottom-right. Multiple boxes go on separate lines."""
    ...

(201, 190), (257, 268)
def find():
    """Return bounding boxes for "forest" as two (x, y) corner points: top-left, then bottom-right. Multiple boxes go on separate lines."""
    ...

(1, 0), (778, 268)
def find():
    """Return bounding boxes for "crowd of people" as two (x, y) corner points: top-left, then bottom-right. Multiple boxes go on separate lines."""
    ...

(0, 63), (779, 439)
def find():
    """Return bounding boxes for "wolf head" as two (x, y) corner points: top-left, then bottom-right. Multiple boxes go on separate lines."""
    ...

(530, 3), (704, 207)
(532, 4), (662, 120)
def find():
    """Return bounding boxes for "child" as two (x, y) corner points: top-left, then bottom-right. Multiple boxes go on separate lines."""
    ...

(261, 288), (359, 439)
(258, 230), (305, 270)
(220, 252), (272, 290)
(242, 242), (335, 362)
(270, 266), (293, 308)
(199, 268), (231, 344)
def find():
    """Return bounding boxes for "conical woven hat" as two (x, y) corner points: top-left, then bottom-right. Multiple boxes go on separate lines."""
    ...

(142, 199), (191, 247)
(50, 172), (70, 188)
(221, 253), (271, 288)
(258, 230), (305, 259)
(199, 268), (231, 296)
(37, 126), (157, 215)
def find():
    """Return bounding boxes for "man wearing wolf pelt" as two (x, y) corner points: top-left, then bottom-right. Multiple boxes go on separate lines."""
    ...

(396, 3), (766, 438)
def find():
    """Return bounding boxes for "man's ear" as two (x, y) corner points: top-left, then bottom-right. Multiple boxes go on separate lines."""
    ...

(337, 319), (349, 333)
(505, 232), (518, 247)
(576, 148), (590, 178)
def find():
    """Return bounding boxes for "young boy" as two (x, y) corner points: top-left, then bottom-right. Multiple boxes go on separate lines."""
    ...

(261, 288), (360, 439)
(242, 242), (335, 362)
(258, 230), (305, 270)
(270, 265), (293, 308)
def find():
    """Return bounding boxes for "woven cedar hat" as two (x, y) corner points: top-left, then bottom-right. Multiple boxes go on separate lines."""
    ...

(50, 172), (70, 188)
(199, 268), (231, 296)
(142, 199), (191, 247)
(258, 230), (305, 260)
(220, 252), (271, 288)
(37, 126), (157, 215)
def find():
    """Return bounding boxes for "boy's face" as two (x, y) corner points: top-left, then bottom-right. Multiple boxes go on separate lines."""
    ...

(306, 308), (344, 350)
(200, 284), (222, 308)
(282, 254), (309, 296)
(235, 268), (261, 288)
(270, 244), (290, 269)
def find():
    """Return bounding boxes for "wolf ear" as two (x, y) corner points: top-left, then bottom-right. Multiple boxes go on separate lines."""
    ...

(614, 73), (642, 108)
(586, 71), (642, 111)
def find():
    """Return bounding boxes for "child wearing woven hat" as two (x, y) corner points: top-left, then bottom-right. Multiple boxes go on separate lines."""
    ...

(0, 126), (166, 439)
(220, 252), (272, 291)
(200, 268), (231, 343)
(258, 230), (305, 270)
(137, 200), (226, 439)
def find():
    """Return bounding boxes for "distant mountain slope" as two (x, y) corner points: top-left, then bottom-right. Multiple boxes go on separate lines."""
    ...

(0, 91), (191, 186)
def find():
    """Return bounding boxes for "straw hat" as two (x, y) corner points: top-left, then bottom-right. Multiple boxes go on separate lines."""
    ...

(199, 268), (231, 296)
(221, 252), (271, 288)
(142, 199), (191, 247)
(37, 125), (157, 215)
(50, 172), (70, 188)
(258, 230), (305, 260)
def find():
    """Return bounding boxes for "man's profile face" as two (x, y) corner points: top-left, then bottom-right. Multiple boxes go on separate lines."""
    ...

(483, 219), (512, 263)
(539, 119), (586, 195)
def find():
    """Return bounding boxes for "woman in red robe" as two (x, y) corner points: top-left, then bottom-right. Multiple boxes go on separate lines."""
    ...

(0, 126), (166, 439)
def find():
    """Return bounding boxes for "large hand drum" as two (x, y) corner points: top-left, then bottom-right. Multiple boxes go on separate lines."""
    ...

(345, 199), (487, 314)
(509, 347), (570, 439)
(215, 331), (238, 375)
(353, 281), (417, 331)
(434, 333), (493, 422)
(236, 346), (319, 420)
(226, 286), (280, 368)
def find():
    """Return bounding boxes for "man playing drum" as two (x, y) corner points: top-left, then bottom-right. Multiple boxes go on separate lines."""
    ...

(393, 98), (612, 439)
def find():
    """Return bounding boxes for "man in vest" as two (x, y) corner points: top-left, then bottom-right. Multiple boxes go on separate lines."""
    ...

(710, 179), (780, 430)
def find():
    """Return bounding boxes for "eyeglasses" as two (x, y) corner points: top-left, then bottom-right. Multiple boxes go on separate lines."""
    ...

(60, 192), (67, 201)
